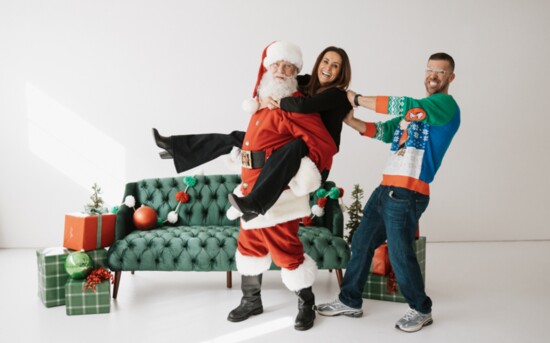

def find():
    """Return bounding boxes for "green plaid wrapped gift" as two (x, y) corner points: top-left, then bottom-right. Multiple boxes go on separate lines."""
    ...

(362, 236), (426, 303)
(36, 247), (71, 307)
(65, 279), (110, 315)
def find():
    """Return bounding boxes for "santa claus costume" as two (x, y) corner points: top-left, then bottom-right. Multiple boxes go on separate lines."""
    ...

(225, 41), (336, 331)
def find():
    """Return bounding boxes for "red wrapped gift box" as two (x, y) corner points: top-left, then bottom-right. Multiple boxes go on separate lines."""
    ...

(372, 243), (391, 276)
(63, 213), (116, 251)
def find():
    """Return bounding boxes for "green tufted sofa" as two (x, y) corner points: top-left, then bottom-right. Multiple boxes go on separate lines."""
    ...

(106, 174), (350, 299)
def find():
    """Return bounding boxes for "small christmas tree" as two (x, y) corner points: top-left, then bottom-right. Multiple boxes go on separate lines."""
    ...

(344, 184), (364, 245)
(85, 183), (105, 214)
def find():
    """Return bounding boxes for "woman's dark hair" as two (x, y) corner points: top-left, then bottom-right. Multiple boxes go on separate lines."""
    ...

(306, 46), (352, 95)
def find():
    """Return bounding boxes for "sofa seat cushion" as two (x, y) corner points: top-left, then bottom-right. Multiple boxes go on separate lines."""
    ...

(107, 225), (350, 273)
(107, 226), (239, 272)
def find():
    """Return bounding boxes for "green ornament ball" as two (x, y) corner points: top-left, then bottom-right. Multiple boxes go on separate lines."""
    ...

(183, 176), (197, 187)
(316, 189), (328, 198)
(328, 187), (341, 199)
(65, 252), (93, 279)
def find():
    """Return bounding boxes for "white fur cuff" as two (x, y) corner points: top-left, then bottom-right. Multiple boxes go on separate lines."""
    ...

(289, 157), (322, 196)
(281, 254), (318, 291)
(236, 250), (272, 276)
(224, 146), (242, 173)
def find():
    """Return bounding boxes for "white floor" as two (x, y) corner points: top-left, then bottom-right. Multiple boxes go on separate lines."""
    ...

(2, 241), (550, 343)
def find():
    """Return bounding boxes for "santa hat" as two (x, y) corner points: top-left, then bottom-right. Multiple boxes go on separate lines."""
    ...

(242, 41), (303, 115)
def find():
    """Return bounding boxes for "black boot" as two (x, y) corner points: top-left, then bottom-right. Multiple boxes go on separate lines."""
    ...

(227, 194), (262, 222)
(227, 274), (263, 322)
(294, 287), (316, 331)
(152, 128), (173, 158)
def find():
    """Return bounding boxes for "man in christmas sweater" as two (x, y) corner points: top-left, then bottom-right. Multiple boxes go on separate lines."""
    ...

(317, 53), (460, 333)
(224, 41), (336, 331)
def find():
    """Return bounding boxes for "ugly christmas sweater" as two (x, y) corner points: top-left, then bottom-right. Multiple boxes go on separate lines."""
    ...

(362, 93), (460, 195)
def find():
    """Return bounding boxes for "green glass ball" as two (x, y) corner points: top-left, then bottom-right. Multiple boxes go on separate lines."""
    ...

(65, 252), (93, 279)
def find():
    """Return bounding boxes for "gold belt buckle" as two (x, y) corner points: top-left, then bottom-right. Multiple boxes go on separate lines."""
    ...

(241, 150), (252, 169)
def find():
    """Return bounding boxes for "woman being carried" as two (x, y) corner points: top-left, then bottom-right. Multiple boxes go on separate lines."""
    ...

(154, 46), (352, 221)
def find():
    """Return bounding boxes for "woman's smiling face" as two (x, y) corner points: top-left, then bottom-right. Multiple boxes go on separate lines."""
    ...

(317, 51), (342, 85)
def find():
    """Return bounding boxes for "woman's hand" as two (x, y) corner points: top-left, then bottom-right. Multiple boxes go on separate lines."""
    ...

(259, 96), (280, 109)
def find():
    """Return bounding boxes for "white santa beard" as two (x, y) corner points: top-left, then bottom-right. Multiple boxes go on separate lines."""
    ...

(257, 72), (298, 100)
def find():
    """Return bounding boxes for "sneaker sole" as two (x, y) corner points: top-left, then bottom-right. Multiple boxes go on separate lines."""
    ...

(317, 310), (363, 318)
(395, 318), (433, 333)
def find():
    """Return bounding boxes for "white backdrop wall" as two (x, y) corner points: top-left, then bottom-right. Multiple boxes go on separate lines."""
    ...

(1, 0), (548, 248)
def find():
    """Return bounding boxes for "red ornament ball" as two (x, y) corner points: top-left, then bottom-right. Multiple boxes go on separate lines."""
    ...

(317, 197), (328, 207)
(175, 191), (190, 203)
(133, 205), (158, 230)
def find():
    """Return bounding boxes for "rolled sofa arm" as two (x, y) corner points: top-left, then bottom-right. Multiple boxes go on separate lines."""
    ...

(114, 182), (138, 240)
(324, 198), (344, 238)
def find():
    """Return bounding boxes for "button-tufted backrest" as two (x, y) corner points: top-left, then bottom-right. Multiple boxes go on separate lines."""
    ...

(127, 174), (242, 227)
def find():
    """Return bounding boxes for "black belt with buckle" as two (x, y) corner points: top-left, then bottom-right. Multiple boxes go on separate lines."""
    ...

(241, 150), (266, 169)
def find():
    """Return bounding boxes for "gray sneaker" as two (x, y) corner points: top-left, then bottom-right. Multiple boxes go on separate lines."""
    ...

(315, 299), (363, 318)
(395, 308), (433, 332)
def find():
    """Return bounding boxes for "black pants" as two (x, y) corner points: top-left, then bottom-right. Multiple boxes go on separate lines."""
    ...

(170, 133), (327, 214)
(249, 139), (309, 214)
(171, 131), (246, 173)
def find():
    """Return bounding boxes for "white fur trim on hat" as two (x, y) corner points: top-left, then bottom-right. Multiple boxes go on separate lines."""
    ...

(281, 254), (318, 291)
(236, 250), (272, 276)
(263, 41), (303, 72)
(289, 157), (322, 196)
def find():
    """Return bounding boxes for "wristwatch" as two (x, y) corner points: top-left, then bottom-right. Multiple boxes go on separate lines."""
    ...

(354, 94), (361, 107)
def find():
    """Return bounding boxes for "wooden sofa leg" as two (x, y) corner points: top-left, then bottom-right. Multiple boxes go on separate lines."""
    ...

(226, 271), (232, 288)
(113, 271), (121, 299)
(336, 269), (343, 287)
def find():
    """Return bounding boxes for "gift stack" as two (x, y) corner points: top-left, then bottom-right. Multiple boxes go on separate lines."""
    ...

(36, 184), (116, 315)
(362, 235), (427, 303)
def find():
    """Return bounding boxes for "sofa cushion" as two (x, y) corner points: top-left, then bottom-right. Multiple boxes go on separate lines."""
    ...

(107, 226), (239, 272)
(107, 225), (350, 272)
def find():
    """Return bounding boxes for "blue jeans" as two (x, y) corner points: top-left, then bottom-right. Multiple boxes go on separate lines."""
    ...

(339, 185), (432, 314)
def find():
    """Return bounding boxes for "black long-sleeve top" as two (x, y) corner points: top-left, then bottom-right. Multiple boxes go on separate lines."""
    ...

(279, 75), (352, 150)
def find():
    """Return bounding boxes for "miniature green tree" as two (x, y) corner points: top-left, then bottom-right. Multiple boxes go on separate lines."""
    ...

(85, 183), (105, 214)
(344, 184), (364, 245)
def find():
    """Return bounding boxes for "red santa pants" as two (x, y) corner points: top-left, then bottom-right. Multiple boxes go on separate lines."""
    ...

(237, 219), (304, 270)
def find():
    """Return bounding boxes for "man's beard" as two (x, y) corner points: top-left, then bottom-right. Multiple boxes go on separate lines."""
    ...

(425, 77), (449, 95)
(257, 71), (298, 100)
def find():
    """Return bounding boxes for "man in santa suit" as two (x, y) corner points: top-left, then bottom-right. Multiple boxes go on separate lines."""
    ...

(225, 41), (337, 331)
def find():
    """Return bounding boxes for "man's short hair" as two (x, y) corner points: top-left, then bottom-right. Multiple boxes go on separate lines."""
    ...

(429, 52), (455, 71)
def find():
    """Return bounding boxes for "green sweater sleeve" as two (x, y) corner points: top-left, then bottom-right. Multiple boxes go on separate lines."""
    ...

(384, 93), (458, 126)
(370, 116), (401, 143)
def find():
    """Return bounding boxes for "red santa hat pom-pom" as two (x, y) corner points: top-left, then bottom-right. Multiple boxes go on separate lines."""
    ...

(242, 98), (259, 115)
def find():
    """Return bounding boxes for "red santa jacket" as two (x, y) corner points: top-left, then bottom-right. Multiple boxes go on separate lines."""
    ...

(239, 94), (337, 197)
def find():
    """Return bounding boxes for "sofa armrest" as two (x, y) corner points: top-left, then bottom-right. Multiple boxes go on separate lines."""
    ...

(323, 197), (344, 237)
(114, 182), (138, 240)
(322, 199), (344, 237)
(115, 205), (136, 240)
(310, 181), (344, 237)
